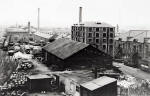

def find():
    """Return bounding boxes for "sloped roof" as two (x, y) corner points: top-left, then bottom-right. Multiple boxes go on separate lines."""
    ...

(73, 21), (114, 27)
(33, 31), (53, 39)
(43, 38), (89, 59)
(81, 76), (116, 91)
(27, 74), (51, 79)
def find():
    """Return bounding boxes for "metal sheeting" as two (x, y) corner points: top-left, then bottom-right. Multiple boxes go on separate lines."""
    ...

(43, 38), (89, 59)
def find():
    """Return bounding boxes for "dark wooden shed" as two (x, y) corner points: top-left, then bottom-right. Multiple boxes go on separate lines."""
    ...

(42, 38), (113, 70)
(26, 74), (57, 92)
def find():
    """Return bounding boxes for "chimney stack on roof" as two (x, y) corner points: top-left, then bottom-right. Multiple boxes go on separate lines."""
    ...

(79, 7), (82, 23)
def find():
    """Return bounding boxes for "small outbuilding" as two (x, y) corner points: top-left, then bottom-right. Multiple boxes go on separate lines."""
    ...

(26, 74), (58, 92)
(80, 76), (117, 96)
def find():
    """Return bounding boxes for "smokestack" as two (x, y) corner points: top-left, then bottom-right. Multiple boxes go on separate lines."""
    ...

(79, 7), (82, 23)
(38, 8), (40, 31)
(28, 22), (31, 34)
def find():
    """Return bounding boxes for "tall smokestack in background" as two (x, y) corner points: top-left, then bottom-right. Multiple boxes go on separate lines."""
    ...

(79, 7), (82, 23)
(28, 21), (31, 34)
(37, 8), (40, 31)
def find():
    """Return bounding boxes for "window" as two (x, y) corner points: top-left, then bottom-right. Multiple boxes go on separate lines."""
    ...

(76, 38), (78, 41)
(103, 39), (107, 43)
(109, 39), (113, 43)
(80, 27), (83, 31)
(96, 33), (99, 37)
(76, 32), (78, 36)
(75, 27), (77, 30)
(82, 27), (85, 31)
(110, 33), (113, 38)
(110, 28), (114, 32)
(88, 33), (92, 37)
(88, 39), (92, 43)
(109, 45), (113, 49)
(96, 39), (99, 43)
(103, 45), (106, 50)
(92, 27), (96, 31)
(78, 27), (81, 31)
(103, 28), (106, 32)
(103, 33), (106, 38)
(89, 27), (92, 31)
(71, 26), (74, 30)
(96, 28), (99, 31)
(77, 27), (80, 30)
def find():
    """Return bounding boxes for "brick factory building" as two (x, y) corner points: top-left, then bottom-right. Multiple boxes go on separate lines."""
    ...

(71, 21), (115, 56)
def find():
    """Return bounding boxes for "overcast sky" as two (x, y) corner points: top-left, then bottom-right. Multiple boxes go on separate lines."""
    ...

(1, 0), (150, 29)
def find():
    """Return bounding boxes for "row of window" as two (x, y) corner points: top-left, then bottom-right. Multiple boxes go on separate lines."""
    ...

(72, 36), (114, 44)
(88, 32), (114, 38)
(72, 26), (114, 32)
(72, 31), (114, 39)
(88, 38), (113, 44)
(72, 31), (114, 38)
(102, 45), (113, 50)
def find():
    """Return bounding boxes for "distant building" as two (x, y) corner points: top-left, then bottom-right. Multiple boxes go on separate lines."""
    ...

(116, 30), (150, 43)
(6, 27), (29, 43)
(71, 21), (115, 56)
(5, 25), (36, 43)
(114, 30), (150, 66)
(42, 38), (113, 70)
(114, 37), (150, 67)
(33, 31), (53, 42)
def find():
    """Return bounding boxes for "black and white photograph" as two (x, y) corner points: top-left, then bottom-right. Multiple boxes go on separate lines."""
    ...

(0, 0), (150, 96)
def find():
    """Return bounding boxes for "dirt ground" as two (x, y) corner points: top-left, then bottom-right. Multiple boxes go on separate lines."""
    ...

(113, 62), (150, 80)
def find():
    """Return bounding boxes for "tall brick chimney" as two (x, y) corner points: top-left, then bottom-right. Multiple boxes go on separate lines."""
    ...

(79, 7), (82, 23)
(28, 21), (31, 34)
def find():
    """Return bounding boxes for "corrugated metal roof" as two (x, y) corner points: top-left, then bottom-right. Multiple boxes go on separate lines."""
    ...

(27, 74), (51, 79)
(73, 21), (114, 27)
(33, 31), (53, 39)
(43, 38), (89, 59)
(81, 76), (116, 91)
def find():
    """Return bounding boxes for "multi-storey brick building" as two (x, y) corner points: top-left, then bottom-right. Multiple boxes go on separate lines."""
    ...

(71, 21), (115, 56)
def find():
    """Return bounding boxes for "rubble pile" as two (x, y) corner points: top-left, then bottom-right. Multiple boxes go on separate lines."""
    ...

(18, 60), (34, 71)
(118, 75), (150, 96)
(1, 71), (28, 96)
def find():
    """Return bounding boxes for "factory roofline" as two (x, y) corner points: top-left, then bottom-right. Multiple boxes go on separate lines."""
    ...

(6, 27), (36, 33)
(43, 38), (89, 59)
(33, 31), (53, 39)
(73, 21), (114, 27)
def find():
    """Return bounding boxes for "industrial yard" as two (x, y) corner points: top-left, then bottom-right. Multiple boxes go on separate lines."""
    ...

(1, 0), (150, 96)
